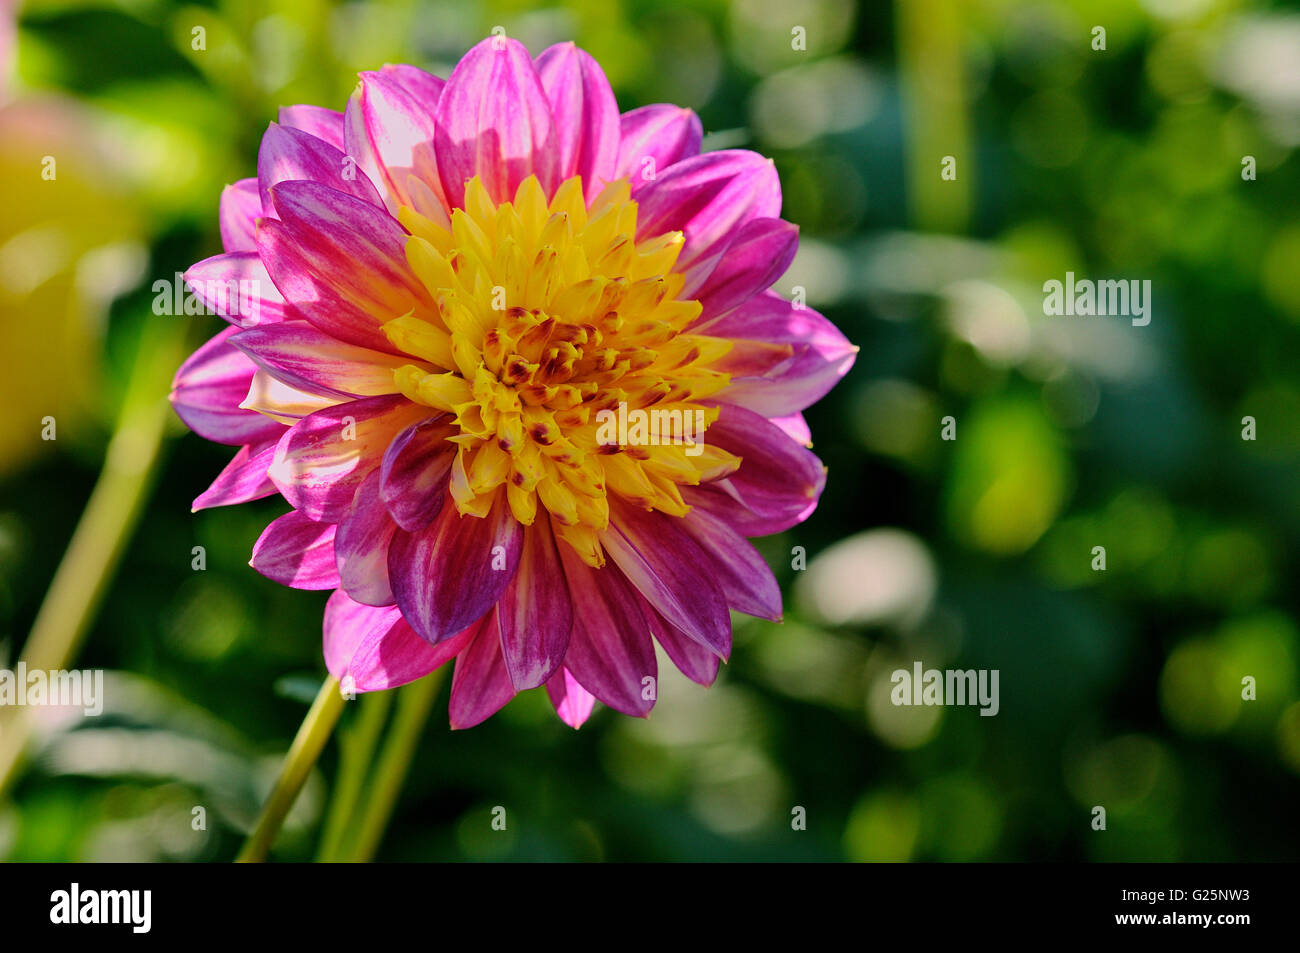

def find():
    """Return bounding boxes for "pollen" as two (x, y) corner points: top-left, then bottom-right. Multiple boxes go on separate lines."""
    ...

(387, 174), (740, 566)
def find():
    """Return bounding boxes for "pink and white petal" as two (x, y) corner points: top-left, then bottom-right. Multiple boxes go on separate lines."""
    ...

(269, 394), (430, 523)
(680, 504), (783, 620)
(170, 327), (286, 446)
(219, 179), (261, 253)
(545, 668), (596, 729)
(694, 218), (798, 321)
(242, 368), (341, 424)
(434, 37), (559, 207)
(635, 149), (781, 295)
(448, 610), (517, 729)
(334, 471), (397, 606)
(192, 437), (282, 512)
(685, 403), (826, 536)
(769, 412), (812, 447)
(535, 42), (620, 203)
(278, 104), (345, 151)
(557, 544), (658, 717)
(324, 590), (467, 692)
(250, 510), (340, 590)
(496, 514), (571, 691)
(600, 501), (731, 659)
(260, 181), (435, 353)
(343, 66), (446, 215)
(388, 491), (523, 644)
(184, 252), (287, 328)
(256, 122), (385, 215)
(231, 322), (414, 399)
(615, 104), (702, 193)
(379, 417), (455, 532)
(702, 292), (857, 416)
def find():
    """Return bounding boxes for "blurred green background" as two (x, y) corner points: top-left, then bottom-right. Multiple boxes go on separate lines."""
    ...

(2, 0), (1300, 862)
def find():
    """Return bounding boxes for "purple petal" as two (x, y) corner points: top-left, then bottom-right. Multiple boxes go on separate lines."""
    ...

(380, 417), (455, 532)
(343, 66), (446, 214)
(170, 326), (286, 446)
(219, 179), (261, 253)
(279, 104), (345, 150)
(184, 252), (287, 328)
(647, 601), (720, 687)
(269, 394), (430, 522)
(388, 494), (523, 644)
(557, 544), (658, 716)
(257, 122), (385, 216)
(434, 37), (558, 207)
(616, 104), (702, 194)
(536, 42), (620, 203)
(679, 505), (782, 620)
(702, 292), (857, 416)
(545, 668), (596, 729)
(684, 403), (826, 536)
(192, 438), (282, 511)
(335, 471), (397, 606)
(258, 180), (434, 353)
(635, 149), (781, 295)
(231, 322), (414, 398)
(600, 501), (731, 659)
(324, 589), (467, 691)
(496, 515), (571, 691)
(694, 218), (798, 320)
(448, 610), (516, 729)
(251, 510), (340, 589)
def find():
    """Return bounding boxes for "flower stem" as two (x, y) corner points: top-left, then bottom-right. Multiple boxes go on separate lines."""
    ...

(237, 675), (346, 863)
(346, 669), (447, 863)
(315, 688), (393, 862)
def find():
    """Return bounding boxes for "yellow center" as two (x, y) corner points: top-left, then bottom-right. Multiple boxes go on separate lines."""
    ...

(384, 174), (740, 567)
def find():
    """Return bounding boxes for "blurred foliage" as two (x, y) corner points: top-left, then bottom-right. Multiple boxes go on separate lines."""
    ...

(2, 0), (1299, 861)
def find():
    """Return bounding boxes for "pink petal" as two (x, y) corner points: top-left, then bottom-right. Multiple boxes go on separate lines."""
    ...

(702, 292), (857, 416)
(192, 438), (282, 511)
(170, 327), (286, 446)
(535, 42), (620, 203)
(647, 601), (720, 687)
(278, 104), (345, 150)
(184, 253), (287, 328)
(496, 515), (571, 691)
(324, 590), (467, 692)
(269, 394), (430, 522)
(600, 501), (731, 659)
(334, 471), (397, 606)
(219, 179), (261, 253)
(769, 412), (812, 447)
(379, 417), (455, 531)
(434, 37), (559, 207)
(231, 322), (413, 398)
(694, 217), (798, 320)
(679, 505), (782, 620)
(251, 510), (340, 590)
(343, 65), (446, 215)
(257, 122), (385, 216)
(635, 149), (781, 295)
(448, 610), (516, 729)
(557, 545), (658, 716)
(258, 180), (435, 353)
(545, 667), (596, 729)
(388, 494), (523, 644)
(616, 104), (702, 194)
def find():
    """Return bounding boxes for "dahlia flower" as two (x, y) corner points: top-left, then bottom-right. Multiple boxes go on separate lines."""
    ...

(170, 37), (856, 729)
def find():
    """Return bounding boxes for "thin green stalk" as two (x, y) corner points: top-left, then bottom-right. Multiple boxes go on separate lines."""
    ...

(0, 325), (183, 798)
(237, 675), (346, 863)
(346, 669), (447, 863)
(316, 688), (394, 862)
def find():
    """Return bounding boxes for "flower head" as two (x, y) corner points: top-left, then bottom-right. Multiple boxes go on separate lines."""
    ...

(170, 38), (856, 728)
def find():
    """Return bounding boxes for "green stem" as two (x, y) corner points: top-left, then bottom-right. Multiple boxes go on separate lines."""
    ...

(237, 675), (346, 863)
(346, 669), (447, 863)
(316, 688), (393, 862)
